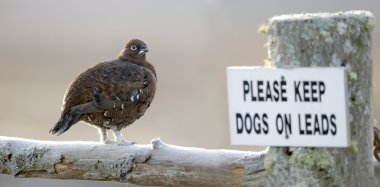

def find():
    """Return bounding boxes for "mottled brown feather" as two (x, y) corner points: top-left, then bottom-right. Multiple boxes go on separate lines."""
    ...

(51, 39), (156, 135)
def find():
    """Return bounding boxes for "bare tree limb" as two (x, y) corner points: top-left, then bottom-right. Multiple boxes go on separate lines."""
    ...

(0, 136), (267, 187)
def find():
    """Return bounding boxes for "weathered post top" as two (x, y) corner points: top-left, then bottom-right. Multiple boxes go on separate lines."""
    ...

(262, 10), (378, 187)
(268, 10), (375, 68)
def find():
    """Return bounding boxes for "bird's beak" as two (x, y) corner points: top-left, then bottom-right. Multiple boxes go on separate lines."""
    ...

(139, 48), (149, 55)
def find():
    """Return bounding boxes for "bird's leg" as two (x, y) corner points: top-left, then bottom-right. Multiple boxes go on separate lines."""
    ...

(99, 128), (113, 144)
(111, 126), (135, 145)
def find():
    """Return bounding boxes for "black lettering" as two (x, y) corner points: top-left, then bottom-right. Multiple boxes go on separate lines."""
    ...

(303, 81), (310, 102)
(257, 81), (264, 101)
(321, 114), (329, 135)
(253, 113), (261, 134)
(250, 81), (257, 101)
(311, 81), (318, 102)
(284, 114), (292, 139)
(305, 113), (312, 135)
(236, 113), (244, 134)
(319, 81), (325, 102)
(276, 114), (283, 134)
(266, 81), (272, 101)
(330, 114), (337, 135)
(243, 80), (249, 101)
(299, 114), (305, 134)
(262, 113), (269, 134)
(314, 114), (321, 135)
(294, 81), (302, 102)
(273, 81), (279, 101)
(280, 77), (287, 101)
(244, 113), (252, 134)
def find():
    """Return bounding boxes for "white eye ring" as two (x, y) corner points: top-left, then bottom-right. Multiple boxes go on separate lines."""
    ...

(130, 45), (137, 50)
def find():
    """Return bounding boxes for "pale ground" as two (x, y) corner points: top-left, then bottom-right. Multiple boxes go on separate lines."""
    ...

(0, 1), (379, 186)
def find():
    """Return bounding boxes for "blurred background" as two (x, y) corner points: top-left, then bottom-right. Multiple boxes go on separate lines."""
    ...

(0, 0), (379, 186)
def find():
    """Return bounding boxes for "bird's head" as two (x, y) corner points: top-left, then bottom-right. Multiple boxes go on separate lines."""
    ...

(119, 39), (149, 63)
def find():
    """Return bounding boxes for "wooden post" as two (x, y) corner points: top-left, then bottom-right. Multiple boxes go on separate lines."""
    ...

(262, 11), (378, 186)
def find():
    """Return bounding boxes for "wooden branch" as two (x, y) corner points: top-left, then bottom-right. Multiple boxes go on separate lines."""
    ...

(0, 136), (267, 187)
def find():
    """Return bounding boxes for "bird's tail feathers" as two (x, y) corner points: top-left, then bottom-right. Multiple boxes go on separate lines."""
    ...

(50, 113), (81, 136)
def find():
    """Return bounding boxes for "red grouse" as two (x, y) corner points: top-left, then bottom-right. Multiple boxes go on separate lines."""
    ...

(50, 39), (156, 144)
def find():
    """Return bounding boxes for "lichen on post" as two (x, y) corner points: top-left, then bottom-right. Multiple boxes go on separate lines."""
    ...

(262, 11), (377, 186)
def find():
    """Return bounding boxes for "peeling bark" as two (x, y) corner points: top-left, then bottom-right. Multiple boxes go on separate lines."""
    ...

(0, 136), (266, 186)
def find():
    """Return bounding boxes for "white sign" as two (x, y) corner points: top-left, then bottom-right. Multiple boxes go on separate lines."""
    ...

(227, 67), (349, 147)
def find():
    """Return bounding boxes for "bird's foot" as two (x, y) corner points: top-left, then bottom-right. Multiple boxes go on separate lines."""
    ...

(116, 139), (136, 146)
(100, 138), (135, 145)
(101, 137), (115, 144)
(111, 128), (135, 145)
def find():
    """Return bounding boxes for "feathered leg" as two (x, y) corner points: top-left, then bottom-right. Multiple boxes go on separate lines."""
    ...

(99, 128), (113, 144)
(111, 127), (135, 145)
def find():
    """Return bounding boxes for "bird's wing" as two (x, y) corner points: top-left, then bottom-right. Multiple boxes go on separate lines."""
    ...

(70, 101), (106, 114)
(94, 61), (156, 110)
(65, 60), (155, 115)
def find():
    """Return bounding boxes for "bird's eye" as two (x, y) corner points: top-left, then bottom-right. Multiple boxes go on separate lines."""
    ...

(130, 45), (138, 51)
